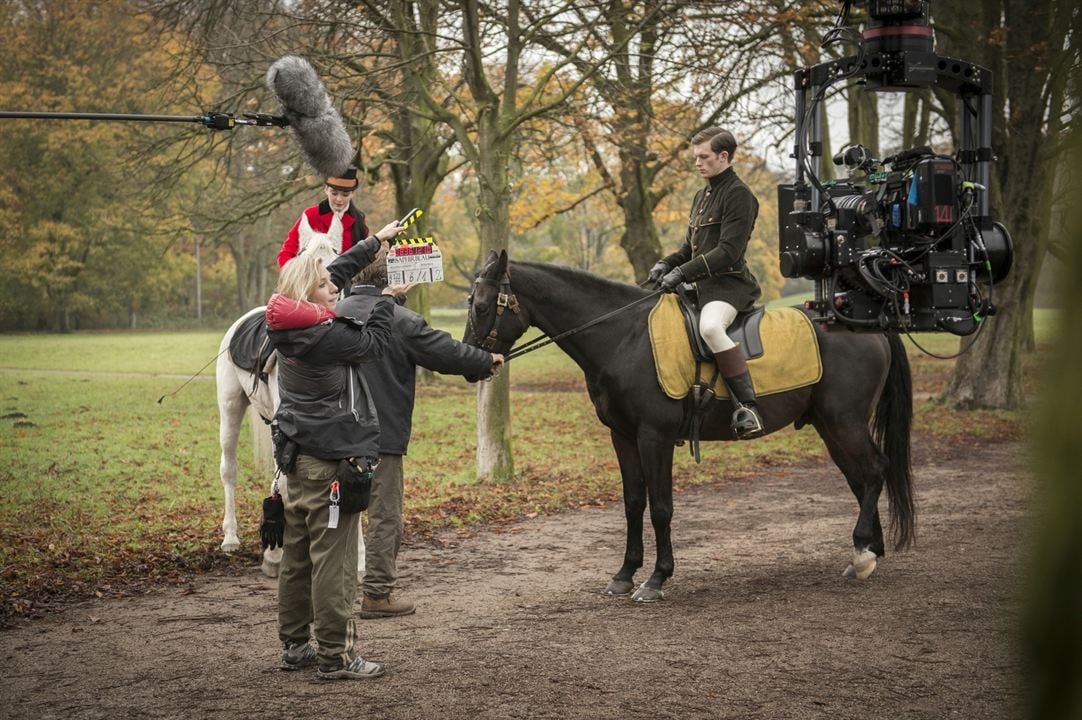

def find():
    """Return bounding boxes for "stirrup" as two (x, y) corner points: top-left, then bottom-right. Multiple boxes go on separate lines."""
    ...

(731, 405), (765, 440)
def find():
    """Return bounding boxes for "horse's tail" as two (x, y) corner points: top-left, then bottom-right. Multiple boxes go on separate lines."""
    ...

(873, 334), (916, 551)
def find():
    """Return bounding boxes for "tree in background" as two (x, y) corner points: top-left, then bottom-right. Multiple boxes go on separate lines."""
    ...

(531, 1), (789, 279)
(351, 0), (673, 481)
(932, 0), (1078, 409)
(147, 0), (316, 312)
(0, 0), (193, 330)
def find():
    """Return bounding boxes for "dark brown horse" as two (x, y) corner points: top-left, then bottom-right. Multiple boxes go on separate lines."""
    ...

(464, 251), (915, 602)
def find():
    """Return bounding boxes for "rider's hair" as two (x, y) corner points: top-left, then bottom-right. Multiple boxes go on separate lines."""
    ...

(277, 254), (328, 302)
(691, 127), (737, 161)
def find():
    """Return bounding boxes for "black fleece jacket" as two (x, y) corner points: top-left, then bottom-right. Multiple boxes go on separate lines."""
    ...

(336, 286), (494, 455)
(266, 236), (396, 461)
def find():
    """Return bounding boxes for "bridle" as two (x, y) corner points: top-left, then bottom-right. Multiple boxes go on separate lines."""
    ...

(465, 273), (530, 354)
(466, 267), (665, 362)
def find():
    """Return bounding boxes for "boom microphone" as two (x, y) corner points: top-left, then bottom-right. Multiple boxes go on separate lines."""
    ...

(265, 56), (354, 179)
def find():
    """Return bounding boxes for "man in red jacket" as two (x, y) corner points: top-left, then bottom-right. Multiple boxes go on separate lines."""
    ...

(277, 166), (370, 269)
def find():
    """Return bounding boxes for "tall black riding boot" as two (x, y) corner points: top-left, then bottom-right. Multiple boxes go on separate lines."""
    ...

(713, 347), (765, 440)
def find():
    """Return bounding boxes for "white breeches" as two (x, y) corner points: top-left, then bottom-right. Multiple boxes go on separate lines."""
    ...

(700, 300), (739, 353)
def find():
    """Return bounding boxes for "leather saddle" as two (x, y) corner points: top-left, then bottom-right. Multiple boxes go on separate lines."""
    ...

(228, 310), (275, 384)
(674, 284), (766, 361)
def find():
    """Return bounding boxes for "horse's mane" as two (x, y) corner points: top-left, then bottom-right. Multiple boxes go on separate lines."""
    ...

(511, 261), (648, 303)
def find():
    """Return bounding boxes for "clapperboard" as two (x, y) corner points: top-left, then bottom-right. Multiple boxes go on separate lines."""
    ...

(386, 209), (444, 285)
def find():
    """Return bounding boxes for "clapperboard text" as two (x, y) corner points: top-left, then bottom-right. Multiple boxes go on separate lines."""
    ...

(387, 236), (444, 285)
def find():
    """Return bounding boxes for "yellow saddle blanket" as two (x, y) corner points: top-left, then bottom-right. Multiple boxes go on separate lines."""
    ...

(648, 295), (823, 400)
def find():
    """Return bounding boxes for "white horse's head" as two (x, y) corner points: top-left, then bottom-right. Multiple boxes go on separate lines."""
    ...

(297, 208), (345, 270)
(298, 232), (340, 269)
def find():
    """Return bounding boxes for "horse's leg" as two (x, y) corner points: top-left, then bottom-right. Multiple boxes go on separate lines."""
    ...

(631, 434), (676, 603)
(216, 364), (248, 554)
(815, 420), (886, 579)
(605, 429), (646, 597)
(249, 365), (286, 579)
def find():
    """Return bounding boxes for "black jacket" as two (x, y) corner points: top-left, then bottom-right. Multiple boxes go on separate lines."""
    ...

(267, 238), (395, 461)
(336, 286), (495, 455)
(662, 166), (762, 311)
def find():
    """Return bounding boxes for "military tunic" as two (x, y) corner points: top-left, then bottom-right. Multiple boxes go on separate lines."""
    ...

(662, 166), (761, 312)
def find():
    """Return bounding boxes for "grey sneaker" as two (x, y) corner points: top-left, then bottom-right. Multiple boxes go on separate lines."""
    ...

(317, 655), (386, 680)
(280, 641), (319, 671)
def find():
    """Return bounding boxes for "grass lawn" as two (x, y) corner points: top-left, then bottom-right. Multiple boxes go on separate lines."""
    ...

(0, 306), (1047, 622)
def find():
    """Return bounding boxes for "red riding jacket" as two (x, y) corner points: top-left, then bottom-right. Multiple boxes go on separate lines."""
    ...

(277, 200), (370, 268)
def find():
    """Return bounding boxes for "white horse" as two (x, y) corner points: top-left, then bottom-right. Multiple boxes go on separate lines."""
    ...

(216, 305), (366, 578)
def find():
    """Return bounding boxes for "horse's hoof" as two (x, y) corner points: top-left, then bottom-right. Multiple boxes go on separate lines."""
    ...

(631, 583), (664, 603)
(842, 549), (877, 580)
(261, 547), (283, 579)
(220, 539), (240, 553)
(605, 579), (634, 597)
(260, 559), (280, 579)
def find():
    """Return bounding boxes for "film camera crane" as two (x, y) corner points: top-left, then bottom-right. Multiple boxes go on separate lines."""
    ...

(778, 0), (1013, 337)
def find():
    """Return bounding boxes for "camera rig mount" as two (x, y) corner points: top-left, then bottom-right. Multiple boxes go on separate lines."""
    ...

(777, 0), (1013, 336)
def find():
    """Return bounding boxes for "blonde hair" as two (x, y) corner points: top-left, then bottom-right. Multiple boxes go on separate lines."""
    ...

(277, 254), (327, 302)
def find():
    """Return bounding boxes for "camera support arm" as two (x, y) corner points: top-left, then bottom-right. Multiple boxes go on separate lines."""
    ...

(793, 52), (994, 221)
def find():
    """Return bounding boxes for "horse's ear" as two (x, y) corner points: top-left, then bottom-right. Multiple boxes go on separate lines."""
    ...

(496, 249), (509, 276)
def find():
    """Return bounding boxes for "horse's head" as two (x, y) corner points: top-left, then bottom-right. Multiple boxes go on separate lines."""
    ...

(462, 250), (531, 381)
(298, 233), (340, 272)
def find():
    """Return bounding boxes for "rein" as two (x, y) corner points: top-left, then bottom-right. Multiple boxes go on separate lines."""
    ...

(505, 287), (665, 361)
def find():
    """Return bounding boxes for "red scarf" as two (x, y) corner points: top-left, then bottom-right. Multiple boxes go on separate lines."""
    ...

(266, 293), (336, 330)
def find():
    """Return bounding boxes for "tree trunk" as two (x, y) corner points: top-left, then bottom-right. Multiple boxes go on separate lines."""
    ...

(195, 238), (203, 322)
(902, 89), (935, 149)
(618, 156), (662, 279)
(386, 107), (446, 381)
(847, 85), (879, 156)
(818, 100), (836, 183)
(474, 115), (515, 482)
(943, 277), (1027, 408)
(940, 0), (1066, 408)
(382, 1), (455, 381)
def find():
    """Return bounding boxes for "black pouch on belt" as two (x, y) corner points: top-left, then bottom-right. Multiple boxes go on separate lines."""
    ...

(336, 457), (375, 513)
(271, 421), (298, 475)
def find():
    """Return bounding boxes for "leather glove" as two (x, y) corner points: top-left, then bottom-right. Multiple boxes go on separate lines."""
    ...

(646, 261), (670, 286)
(260, 493), (285, 550)
(659, 266), (685, 292)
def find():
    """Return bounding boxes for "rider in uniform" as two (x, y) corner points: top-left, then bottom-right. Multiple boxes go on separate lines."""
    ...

(648, 127), (765, 439)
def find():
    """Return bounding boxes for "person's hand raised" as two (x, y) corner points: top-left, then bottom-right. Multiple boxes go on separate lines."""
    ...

(375, 221), (405, 243)
(381, 282), (416, 298)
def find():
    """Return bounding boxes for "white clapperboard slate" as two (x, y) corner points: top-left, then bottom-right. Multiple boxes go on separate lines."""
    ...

(386, 236), (444, 285)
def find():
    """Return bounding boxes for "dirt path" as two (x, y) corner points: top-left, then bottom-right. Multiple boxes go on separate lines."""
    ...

(1, 440), (1029, 719)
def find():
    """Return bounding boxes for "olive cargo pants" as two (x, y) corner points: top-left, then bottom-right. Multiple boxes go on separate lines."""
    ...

(278, 454), (360, 667)
(362, 454), (404, 598)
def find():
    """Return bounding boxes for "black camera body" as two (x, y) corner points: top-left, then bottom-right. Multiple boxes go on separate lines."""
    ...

(778, 0), (1013, 334)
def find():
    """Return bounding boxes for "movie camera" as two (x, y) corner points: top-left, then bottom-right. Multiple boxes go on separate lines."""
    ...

(777, 0), (1013, 335)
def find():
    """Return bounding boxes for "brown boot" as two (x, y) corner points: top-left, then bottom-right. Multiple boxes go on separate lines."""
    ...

(713, 346), (765, 440)
(360, 593), (416, 619)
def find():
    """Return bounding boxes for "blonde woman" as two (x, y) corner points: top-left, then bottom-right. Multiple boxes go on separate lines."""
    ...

(266, 252), (410, 680)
